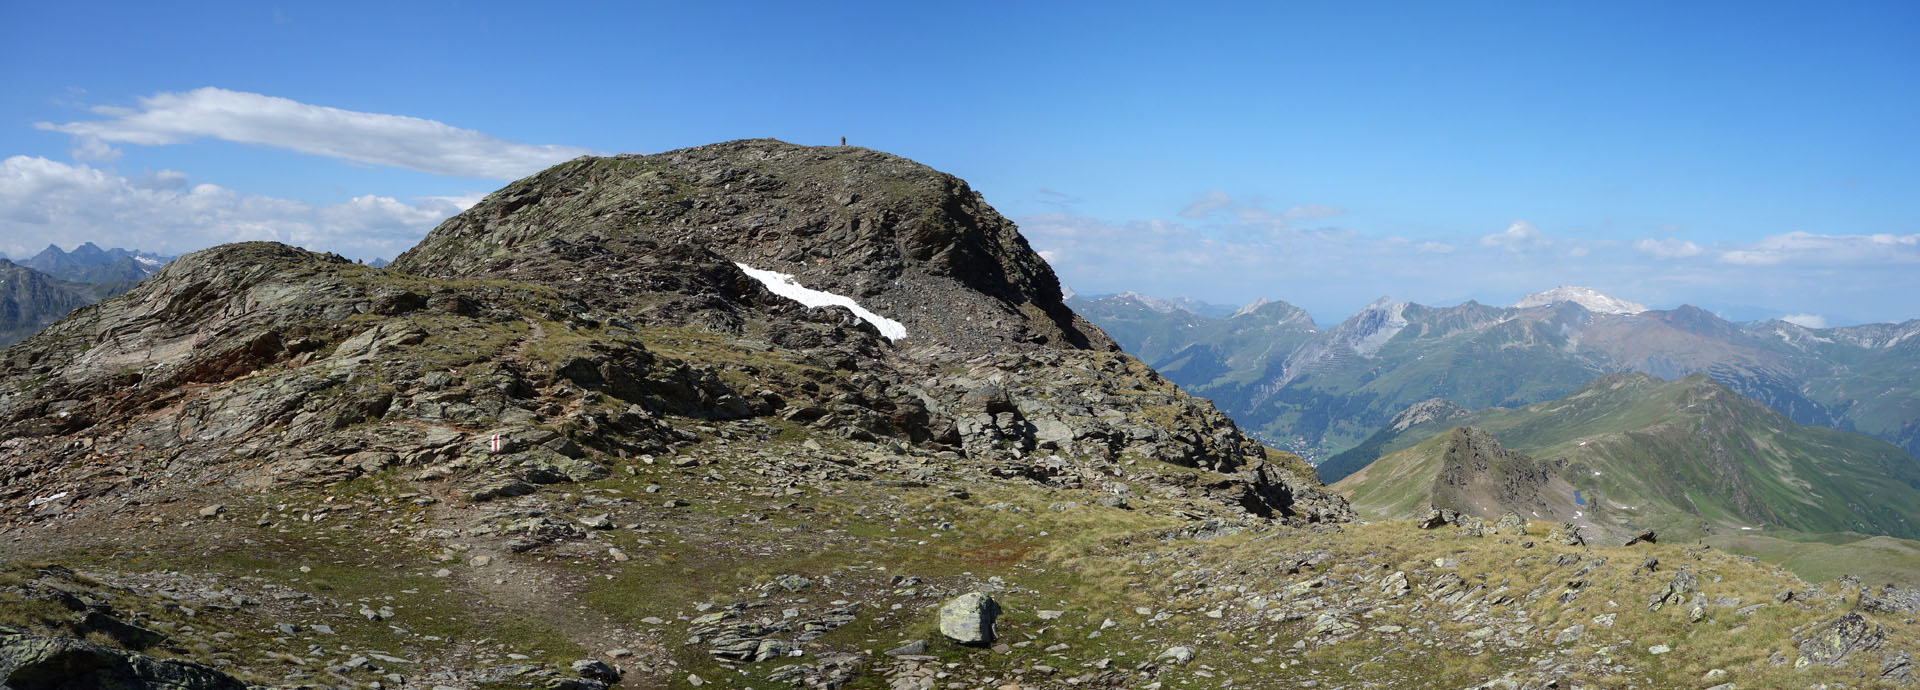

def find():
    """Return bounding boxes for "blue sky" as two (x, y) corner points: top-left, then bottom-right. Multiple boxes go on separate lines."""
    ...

(2, 2), (1915, 326)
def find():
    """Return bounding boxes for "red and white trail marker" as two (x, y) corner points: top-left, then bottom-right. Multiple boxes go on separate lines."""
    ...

(490, 434), (502, 453)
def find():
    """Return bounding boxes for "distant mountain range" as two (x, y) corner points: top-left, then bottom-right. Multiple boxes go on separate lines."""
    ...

(17, 242), (171, 284)
(0, 244), (172, 347)
(1071, 286), (1920, 461)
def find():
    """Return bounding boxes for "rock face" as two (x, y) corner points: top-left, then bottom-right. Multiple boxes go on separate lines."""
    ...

(0, 631), (248, 690)
(938, 592), (1000, 645)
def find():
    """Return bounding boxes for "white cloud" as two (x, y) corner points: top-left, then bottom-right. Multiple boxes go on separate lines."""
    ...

(1779, 313), (1828, 328)
(1480, 221), (1552, 252)
(1719, 231), (1920, 266)
(1416, 241), (1455, 254)
(1566, 246), (1592, 258)
(1178, 190), (1233, 218)
(69, 135), (121, 163)
(0, 156), (474, 260)
(1633, 237), (1702, 259)
(36, 87), (595, 179)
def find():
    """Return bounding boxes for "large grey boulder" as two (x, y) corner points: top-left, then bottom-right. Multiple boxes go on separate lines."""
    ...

(0, 632), (248, 690)
(938, 592), (1001, 645)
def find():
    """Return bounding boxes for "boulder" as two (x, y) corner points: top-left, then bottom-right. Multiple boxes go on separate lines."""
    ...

(1623, 528), (1656, 546)
(938, 592), (1001, 645)
(1417, 505), (1459, 529)
(571, 658), (621, 683)
(1884, 651), (1913, 684)
(1157, 646), (1195, 665)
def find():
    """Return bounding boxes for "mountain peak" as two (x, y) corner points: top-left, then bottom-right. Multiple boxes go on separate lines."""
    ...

(1513, 286), (1647, 315)
(392, 138), (1113, 358)
(1113, 291), (1190, 315)
(1339, 297), (1410, 356)
(1230, 297), (1271, 318)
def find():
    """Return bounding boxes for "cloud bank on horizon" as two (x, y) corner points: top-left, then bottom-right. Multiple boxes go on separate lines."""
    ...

(1024, 189), (1920, 327)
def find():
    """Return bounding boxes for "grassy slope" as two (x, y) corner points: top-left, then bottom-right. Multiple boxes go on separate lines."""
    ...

(1330, 373), (1920, 583)
(11, 455), (1915, 688)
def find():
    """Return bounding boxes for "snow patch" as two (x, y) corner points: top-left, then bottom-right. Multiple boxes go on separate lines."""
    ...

(1513, 286), (1648, 315)
(27, 492), (68, 508)
(735, 263), (907, 341)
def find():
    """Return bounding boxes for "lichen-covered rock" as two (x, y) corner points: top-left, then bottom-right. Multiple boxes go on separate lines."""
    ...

(1864, 584), (1920, 615)
(938, 592), (1000, 645)
(1796, 612), (1886, 667)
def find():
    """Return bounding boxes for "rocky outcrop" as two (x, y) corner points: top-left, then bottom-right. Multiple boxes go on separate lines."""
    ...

(1430, 427), (1562, 517)
(1796, 612), (1887, 668)
(0, 632), (248, 690)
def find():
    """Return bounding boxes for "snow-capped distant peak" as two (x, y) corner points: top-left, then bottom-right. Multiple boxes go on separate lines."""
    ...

(1114, 291), (1192, 315)
(1513, 286), (1647, 315)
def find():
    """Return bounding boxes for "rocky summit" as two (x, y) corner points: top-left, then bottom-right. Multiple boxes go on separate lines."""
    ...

(0, 140), (1913, 689)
